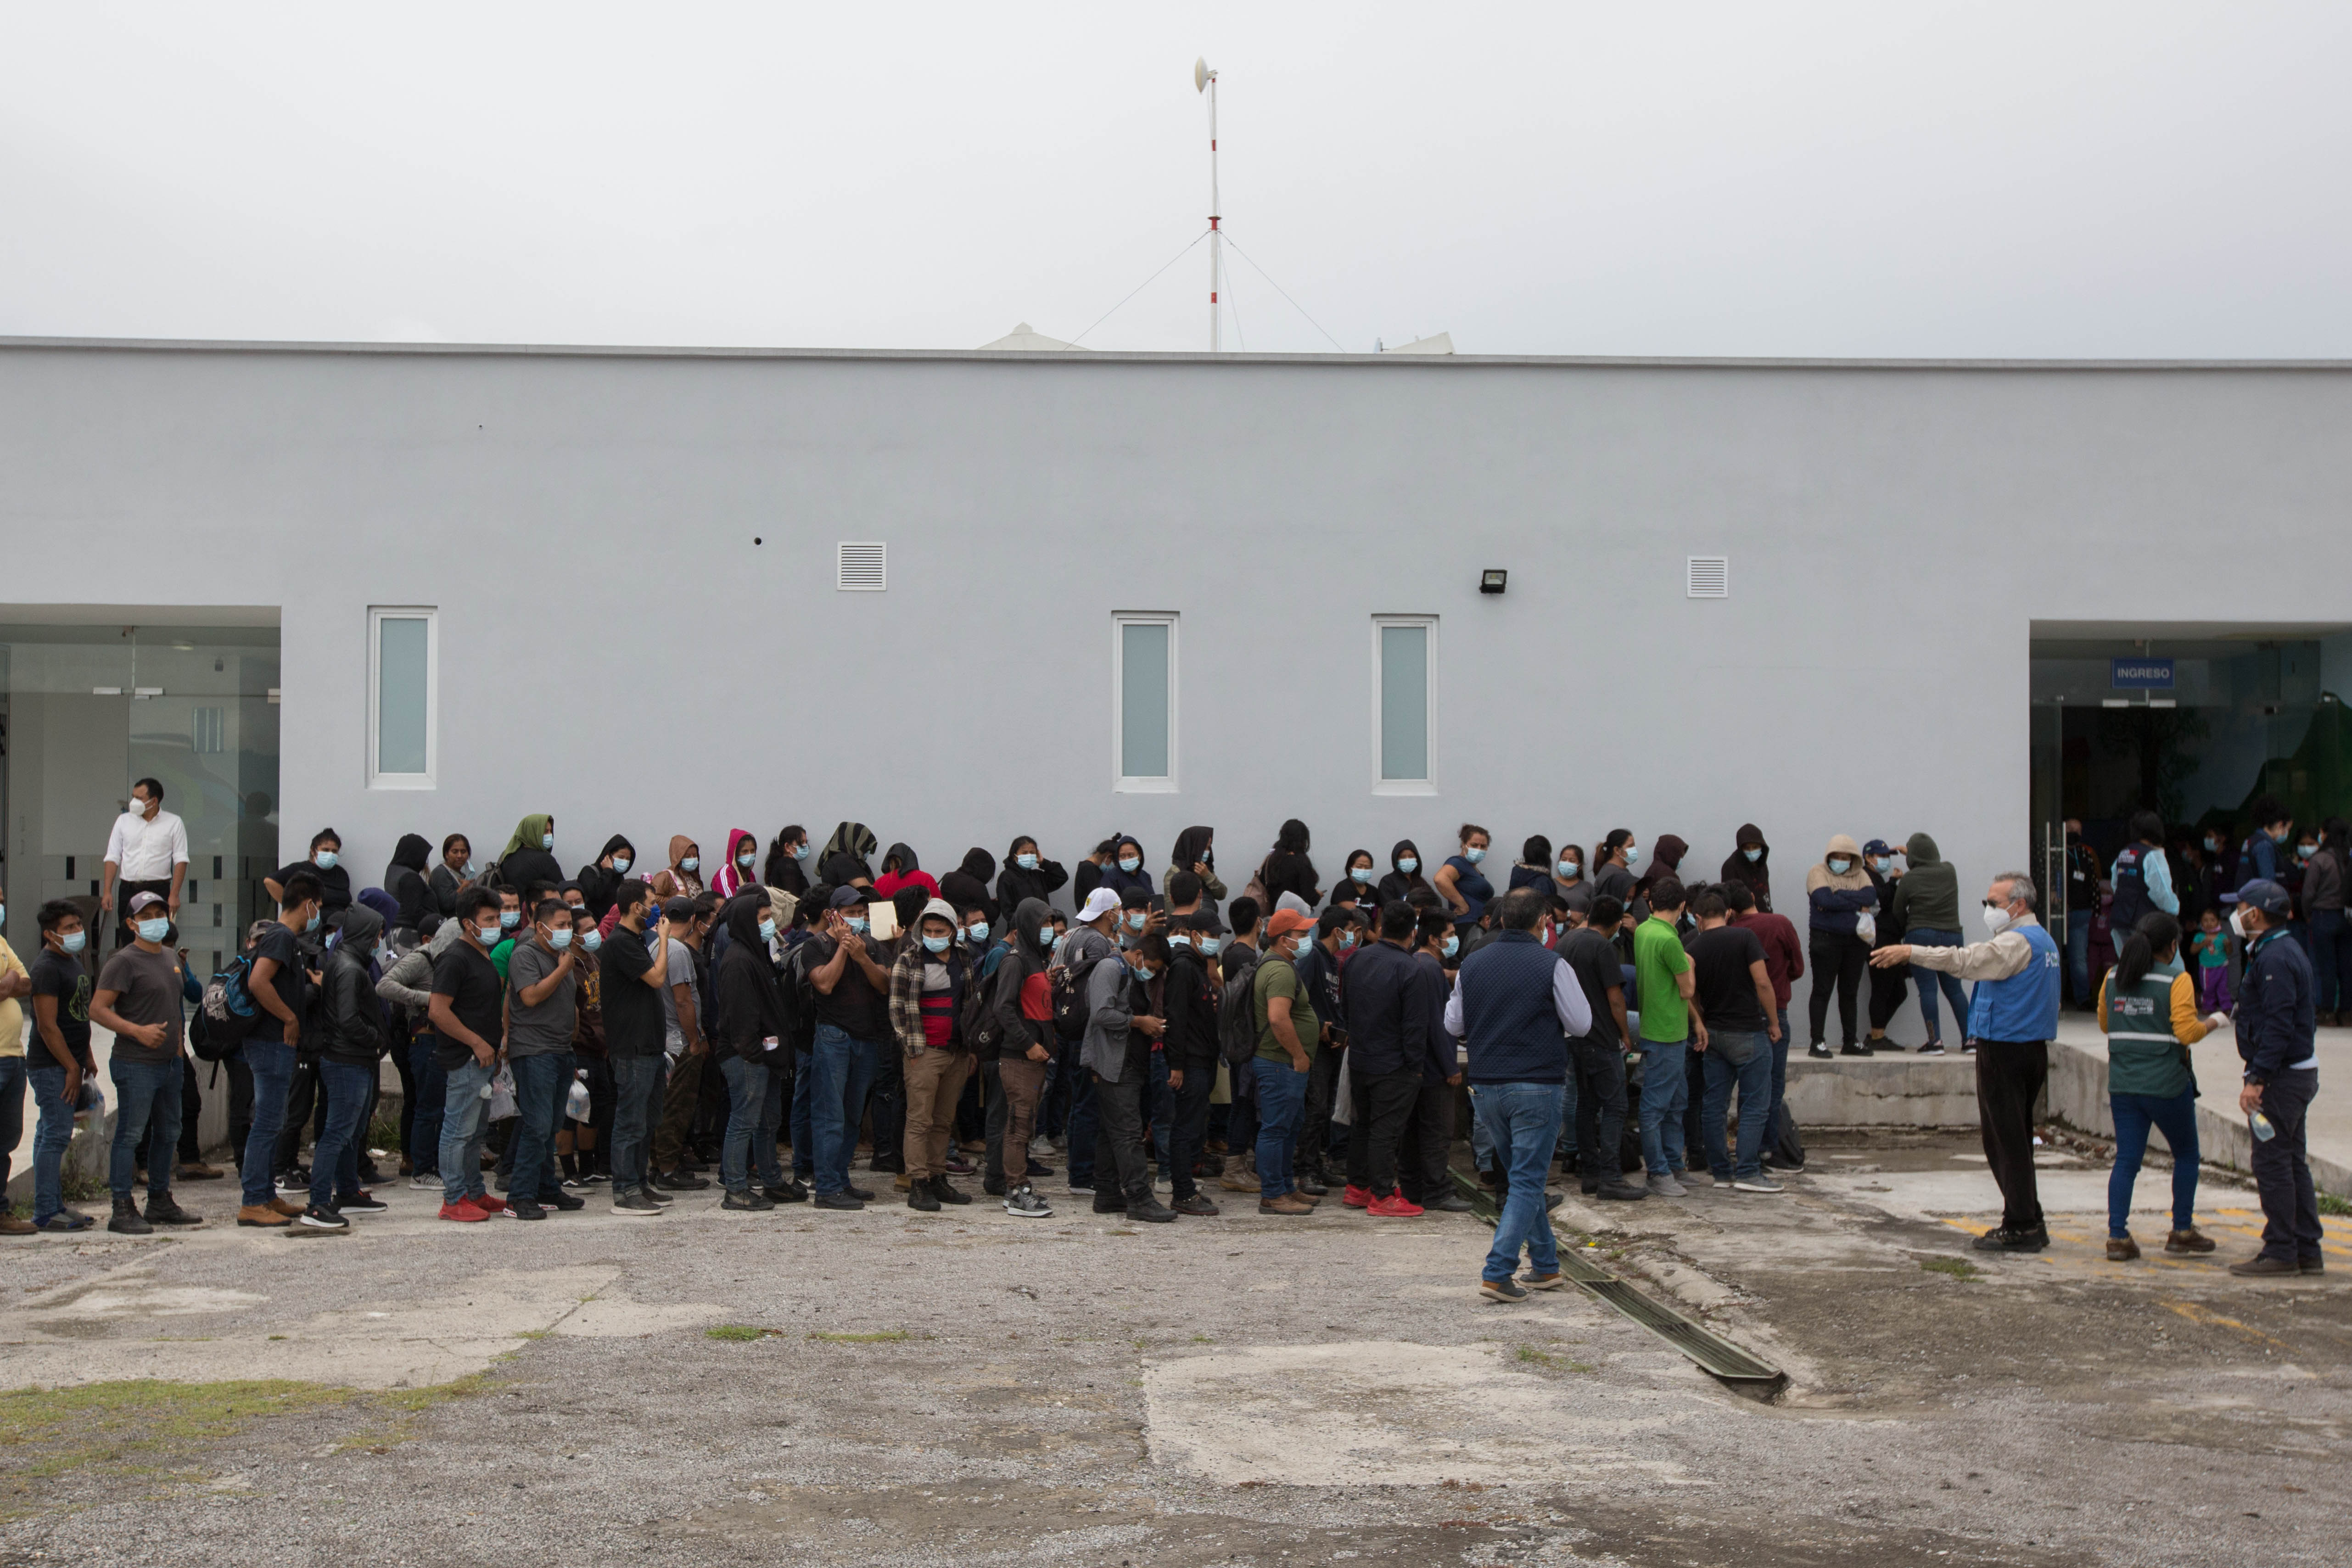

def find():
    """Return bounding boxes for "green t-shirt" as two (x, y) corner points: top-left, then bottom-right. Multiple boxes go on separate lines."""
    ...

(1633, 916), (1691, 1043)
(1254, 953), (1321, 1064)
(491, 936), (515, 982)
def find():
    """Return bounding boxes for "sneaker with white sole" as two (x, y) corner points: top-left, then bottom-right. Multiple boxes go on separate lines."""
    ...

(1730, 1176), (1786, 1194)
(409, 1173), (442, 1191)
(1003, 1185), (1053, 1218)
(1647, 1172), (1688, 1198)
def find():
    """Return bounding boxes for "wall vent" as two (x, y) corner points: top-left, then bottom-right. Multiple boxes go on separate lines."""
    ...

(1686, 555), (1729, 599)
(837, 541), (887, 592)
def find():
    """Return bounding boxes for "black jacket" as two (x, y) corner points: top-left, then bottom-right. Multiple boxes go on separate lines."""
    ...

(319, 907), (387, 1066)
(997, 857), (1069, 915)
(940, 848), (1000, 926)
(715, 896), (787, 1062)
(384, 834), (433, 931)
(1338, 938), (1423, 1077)
(576, 834), (636, 918)
(1161, 944), (1221, 1073)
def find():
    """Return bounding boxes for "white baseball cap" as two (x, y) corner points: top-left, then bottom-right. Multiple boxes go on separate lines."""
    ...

(1075, 888), (1121, 924)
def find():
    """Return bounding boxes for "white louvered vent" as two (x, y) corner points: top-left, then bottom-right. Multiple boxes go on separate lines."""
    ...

(1686, 555), (1729, 599)
(836, 541), (887, 592)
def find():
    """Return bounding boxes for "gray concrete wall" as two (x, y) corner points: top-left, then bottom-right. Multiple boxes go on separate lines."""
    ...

(5, 341), (2352, 908)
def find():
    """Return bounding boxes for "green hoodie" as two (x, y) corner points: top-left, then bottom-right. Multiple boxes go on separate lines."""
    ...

(1891, 833), (1961, 933)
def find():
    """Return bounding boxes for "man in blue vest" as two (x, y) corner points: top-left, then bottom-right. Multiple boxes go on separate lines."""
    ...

(2107, 812), (2177, 938)
(1442, 888), (1592, 1301)
(2226, 879), (2323, 1276)
(1871, 871), (2062, 1251)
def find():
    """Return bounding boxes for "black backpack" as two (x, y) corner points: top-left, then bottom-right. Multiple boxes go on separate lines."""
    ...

(963, 958), (1012, 1058)
(1217, 946), (1265, 1067)
(1050, 951), (1110, 1041)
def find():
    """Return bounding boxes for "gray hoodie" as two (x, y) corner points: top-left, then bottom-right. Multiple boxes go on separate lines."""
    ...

(1891, 833), (1961, 934)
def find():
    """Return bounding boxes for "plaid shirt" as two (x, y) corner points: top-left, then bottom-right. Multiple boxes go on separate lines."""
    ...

(888, 940), (969, 1058)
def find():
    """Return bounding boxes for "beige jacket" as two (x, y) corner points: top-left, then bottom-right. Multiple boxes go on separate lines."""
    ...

(1904, 916), (2040, 982)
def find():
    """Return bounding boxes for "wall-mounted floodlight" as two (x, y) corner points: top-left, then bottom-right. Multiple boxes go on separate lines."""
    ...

(1479, 570), (1508, 595)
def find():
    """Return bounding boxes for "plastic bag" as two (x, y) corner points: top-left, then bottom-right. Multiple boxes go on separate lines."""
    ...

(1854, 912), (1877, 946)
(486, 1064), (518, 1121)
(1329, 1051), (1355, 1127)
(565, 1072), (591, 1122)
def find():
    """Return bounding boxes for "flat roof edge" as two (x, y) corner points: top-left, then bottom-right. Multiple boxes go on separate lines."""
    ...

(1, 335), (2349, 372)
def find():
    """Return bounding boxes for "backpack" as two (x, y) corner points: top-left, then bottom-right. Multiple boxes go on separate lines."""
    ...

(197, 952), (261, 1059)
(1217, 945), (1265, 1066)
(1050, 950), (1110, 1041)
(963, 959), (1012, 1058)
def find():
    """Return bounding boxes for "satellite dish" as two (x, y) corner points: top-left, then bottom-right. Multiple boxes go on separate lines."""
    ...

(1194, 56), (1209, 93)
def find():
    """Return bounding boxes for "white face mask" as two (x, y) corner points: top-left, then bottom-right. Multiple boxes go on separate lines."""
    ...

(1981, 903), (2016, 935)
(2228, 908), (2248, 939)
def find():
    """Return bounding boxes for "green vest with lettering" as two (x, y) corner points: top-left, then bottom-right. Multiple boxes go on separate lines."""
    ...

(2101, 969), (2196, 1100)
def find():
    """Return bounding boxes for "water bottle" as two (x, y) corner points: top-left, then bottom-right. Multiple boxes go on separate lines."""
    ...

(2248, 1110), (2277, 1143)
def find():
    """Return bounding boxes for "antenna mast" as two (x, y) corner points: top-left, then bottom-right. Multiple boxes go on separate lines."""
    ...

(1196, 57), (1221, 352)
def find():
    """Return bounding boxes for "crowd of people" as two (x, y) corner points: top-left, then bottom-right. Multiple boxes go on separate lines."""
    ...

(0, 796), (2325, 1289)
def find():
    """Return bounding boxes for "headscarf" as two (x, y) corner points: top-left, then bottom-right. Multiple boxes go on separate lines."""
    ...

(1170, 826), (1215, 874)
(389, 834), (430, 873)
(356, 887), (400, 928)
(821, 822), (878, 887)
(1805, 834), (1874, 894)
(499, 813), (553, 861)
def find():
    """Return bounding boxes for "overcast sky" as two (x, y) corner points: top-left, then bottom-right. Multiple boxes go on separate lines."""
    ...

(4, 4), (2346, 357)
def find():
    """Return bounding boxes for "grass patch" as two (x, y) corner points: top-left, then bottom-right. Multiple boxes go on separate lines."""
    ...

(705, 1325), (781, 1343)
(1509, 1344), (1596, 1374)
(2318, 1192), (2351, 1218)
(807, 1330), (912, 1344)
(1920, 1256), (1981, 1280)
(366, 1111), (403, 1150)
(0, 1379), (350, 1519)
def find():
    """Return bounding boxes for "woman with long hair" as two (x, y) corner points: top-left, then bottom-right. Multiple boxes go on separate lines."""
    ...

(2096, 910), (2223, 1262)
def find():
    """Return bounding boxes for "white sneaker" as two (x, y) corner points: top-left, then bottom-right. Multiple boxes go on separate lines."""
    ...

(409, 1173), (442, 1191)
(1731, 1176), (1786, 1194)
(1003, 1185), (1052, 1218)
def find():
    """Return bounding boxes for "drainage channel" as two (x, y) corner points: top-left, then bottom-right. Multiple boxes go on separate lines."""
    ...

(1450, 1170), (1786, 1396)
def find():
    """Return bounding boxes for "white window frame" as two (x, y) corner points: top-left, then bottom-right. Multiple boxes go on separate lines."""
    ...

(1371, 614), (1438, 795)
(1111, 612), (1179, 794)
(367, 605), (438, 790)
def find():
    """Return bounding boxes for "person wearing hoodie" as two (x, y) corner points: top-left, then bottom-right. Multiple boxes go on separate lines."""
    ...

(714, 890), (798, 1210)
(296, 901), (388, 1230)
(818, 822), (879, 893)
(874, 842), (939, 902)
(1720, 825), (1774, 914)
(1861, 840), (1913, 1053)
(1891, 832), (1968, 1054)
(1166, 827), (1226, 914)
(1101, 835), (1155, 901)
(1082, 930), (1177, 1223)
(985, 897), (1061, 1217)
(710, 829), (762, 900)
(383, 834), (434, 937)
(1631, 834), (1690, 918)
(763, 825), (813, 898)
(650, 836), (705, 901)
(575, 835), (636, 919)
(940, 848), (1000, 929)
(1260, 819), (1322, 912)
(1159, 911), (1223, 1215)
(997, 836), (1068, 915)
(1376, 840), (1434, 913)
(1806, 835), (1880, 1058)
(888, 897), (977, 1211)
(492, 814), (563, 896)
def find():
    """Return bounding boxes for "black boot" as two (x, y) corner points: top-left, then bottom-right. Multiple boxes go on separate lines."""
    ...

(108, 1196), (153, 1236)
(907, 1181), (941, 1212)
(930, 1175), (972, 1206)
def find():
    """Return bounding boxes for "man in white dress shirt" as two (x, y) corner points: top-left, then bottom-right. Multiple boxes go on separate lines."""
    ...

(101, 778), (189, 950)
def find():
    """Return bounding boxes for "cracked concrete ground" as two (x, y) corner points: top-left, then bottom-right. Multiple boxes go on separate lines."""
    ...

(1, 1128), (2345, 1568)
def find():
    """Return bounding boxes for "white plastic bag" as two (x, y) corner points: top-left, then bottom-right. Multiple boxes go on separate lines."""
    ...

(1854, 912), (1877, 946)
(565, 1072), (591, 1122)
(486, 1064), (518, 1121)
(1329, 1051), (1355, 1128)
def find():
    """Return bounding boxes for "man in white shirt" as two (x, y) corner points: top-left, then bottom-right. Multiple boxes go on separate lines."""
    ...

(101, 778), (189, 949)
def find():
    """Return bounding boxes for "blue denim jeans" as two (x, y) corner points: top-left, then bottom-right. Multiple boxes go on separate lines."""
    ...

(239, 1041), (297, 1207)
(809, 1024), (882, 1196)
(0, 1055), (24, 1198)
(28, 1064), (76, 1223)
(2309, 907), (2352, 1014)
(2109, 1086), (2199, 1238)
(108, 1057), (183, 1202)
(1060, 1035), (1097, 1184)
(1699, 1030), (1773, 1180)
(1254, 1057), (1310, 1200)
(407, 1036), (446, 1175)
(506, 1051), (574, 1204)
(790, 1048), (814, 1180)
(439, 1058), (493, 1205)
(610, 1054), (667, 1195)
(1475, 1081), (1564, 1283)
(719, 1055), (772, 1193)
(310, 1059), (373, 1207)
(1148, 1049), (1173, 1176)
(1907, 930), (1971, 1043)
(1636, 1037), (1691, 1176)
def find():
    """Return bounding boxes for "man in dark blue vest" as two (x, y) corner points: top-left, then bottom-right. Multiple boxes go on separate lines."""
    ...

(1442, 888), (1592, 1301)
(1871, 871), (2061, 1251)
(2107, 811), (2176, 939)
(2226, 879), (2323, 1276)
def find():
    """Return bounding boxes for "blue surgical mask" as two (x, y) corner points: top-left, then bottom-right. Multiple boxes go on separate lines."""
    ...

(1119, 856), (1140, 873)
(794, 841), (814, 861)
(1441, 935), (1460, 959)
(759, 919), (778, 942)
(542, 834), (554, 850)
(923, 933), (951, 954)
(2299, 845), (2316, 861)
(1198, 935), (1221, 957)
(1350, 868), (1372, 885)
(548, 927), (573, 951)
(500, 909), (522, 929)
(582, 930), (603, 952)
(611, 857), (632, 875)
(1464, 847), (1486, 864)
(314, 851), (338, 871)
(1126, 911), (1146, 930)
(1036, 927), (1055, 947)
(1127, 960), (1154, 980)
(1828, 858), (1853, 876)
(1744, 847), (1762, 863)
(1168, 932), (1192, 950)
(1397, 857), (1418, 876)
(846, 916), (868, 936)
(680, 857), (700, 873)
(478, 924), (504, 947)
(739, 852), (756, 868)
(1870, 857), (1892, 874)
(1557, 861), (1576, 879)
(306, 913), (321, 933)
(1623, 846), (1641, 867)
(136, 917), (170, 944)
(60, 930), (88, 955)
(1338, 931), (1356, 951)
(1015, 853), (1038, 871)
(967, 922), (989, 943)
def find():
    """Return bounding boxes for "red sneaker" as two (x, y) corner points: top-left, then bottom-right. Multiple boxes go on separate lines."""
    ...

(469, 1194), (509, 1214)
(1343, 1184), (1374, 1209)
(438, 1200), (488, 1223)
(1367, 1193), (1425, 1218)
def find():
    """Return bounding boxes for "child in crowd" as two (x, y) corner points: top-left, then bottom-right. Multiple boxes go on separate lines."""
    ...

(2190, 907), (2232, 1012)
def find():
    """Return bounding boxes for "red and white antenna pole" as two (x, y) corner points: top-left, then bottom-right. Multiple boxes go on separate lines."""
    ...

(1196, 57), (1221, 352)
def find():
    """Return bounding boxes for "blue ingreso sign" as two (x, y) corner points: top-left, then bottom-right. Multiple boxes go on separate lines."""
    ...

(2111, 657), (2175, 690)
